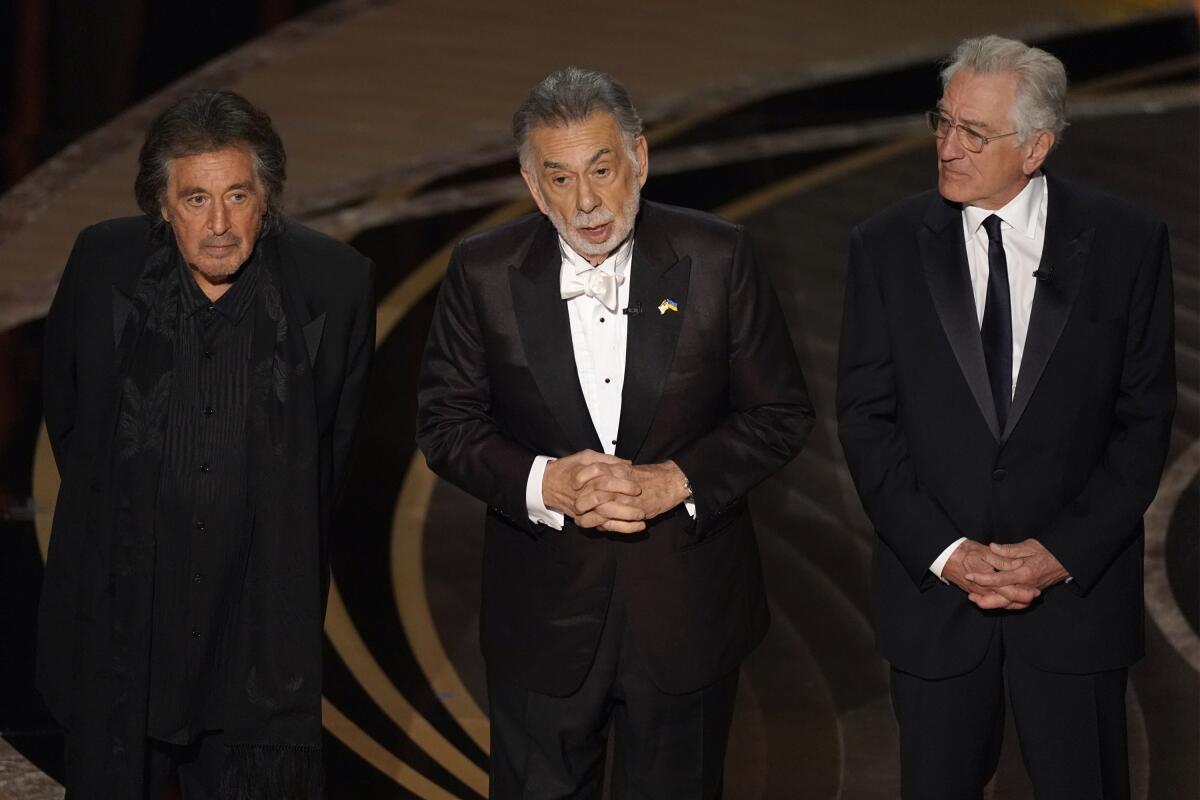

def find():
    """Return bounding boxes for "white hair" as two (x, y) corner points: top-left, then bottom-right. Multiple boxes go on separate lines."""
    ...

(941, 35), (1068, 145)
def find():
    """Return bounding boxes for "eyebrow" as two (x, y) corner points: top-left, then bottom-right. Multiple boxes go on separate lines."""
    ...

(176, 181), (255, 197)
(542, 147), (612, 170)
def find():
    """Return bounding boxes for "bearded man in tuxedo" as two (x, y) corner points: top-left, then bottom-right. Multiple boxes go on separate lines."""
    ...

(417, 66), (813, 797)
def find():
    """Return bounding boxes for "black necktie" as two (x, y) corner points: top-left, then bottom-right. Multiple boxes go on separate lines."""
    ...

(980, 214), (1012, 431)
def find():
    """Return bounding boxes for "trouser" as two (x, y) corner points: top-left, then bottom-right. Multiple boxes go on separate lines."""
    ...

(144, 732), (230, 800)
(486, 582), (740, 799)
(890, 627), (1129, 800)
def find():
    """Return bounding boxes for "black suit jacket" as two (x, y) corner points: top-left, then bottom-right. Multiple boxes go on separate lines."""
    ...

(37, 216), (375, 728)
(837, 174), (1175, 679)
(417, 200), (813, 696)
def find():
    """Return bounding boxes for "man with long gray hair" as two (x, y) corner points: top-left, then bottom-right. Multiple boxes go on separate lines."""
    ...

(38, 90), (375, 799)
(837, 35), (1174, 797)
(418, 67), (813, 796)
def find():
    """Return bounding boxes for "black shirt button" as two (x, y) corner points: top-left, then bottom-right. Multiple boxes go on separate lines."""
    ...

(992, 468), (1007, 482)
(202, 350), (213, 359)
(199, 462), (210, 473)
(193, 572), (203, 584)
(600, 317), (606, 323)
(190, 629), (201, 640)
(206, 304), (216, 313)
(604, 378), (611, 384)
(194, 519), (206, 532)
(203, 405), (214, 416)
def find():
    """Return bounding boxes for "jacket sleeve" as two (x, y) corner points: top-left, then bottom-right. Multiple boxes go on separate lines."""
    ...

(415, 244), (538, 530)
(43, 227), (90, 466)
(1038, 223), (1176, 593)
(836, 226), (965, 587)
(329, 258), (376, 495)
(670, 225), (815, 537)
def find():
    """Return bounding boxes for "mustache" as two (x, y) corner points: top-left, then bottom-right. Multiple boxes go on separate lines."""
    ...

(201, 235), (241, 247)
(572, 208), (615, 228)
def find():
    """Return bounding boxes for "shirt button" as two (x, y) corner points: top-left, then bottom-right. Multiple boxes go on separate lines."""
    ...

(203, 405), (214, 417)
(193, 572), (203, 584)
(206, 304), (216, 314)
(992, 468), (1007, 482)
(202, 350), (213, 359)
(190, 629), (201, 640)
(600, 317), (606, 323)
(604, 378), (611, 384)
(194, 519), (206, 532)
(199, 462), (210, 473)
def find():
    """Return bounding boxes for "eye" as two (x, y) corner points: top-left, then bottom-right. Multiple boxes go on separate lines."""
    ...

(229, 192), (247, 202)
(551, 175), (568, 186)
(595, 167), (610, 177)
(186, 195), (206, 207)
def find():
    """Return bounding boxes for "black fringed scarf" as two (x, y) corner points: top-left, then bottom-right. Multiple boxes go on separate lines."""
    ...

(66, 237), (325, 799)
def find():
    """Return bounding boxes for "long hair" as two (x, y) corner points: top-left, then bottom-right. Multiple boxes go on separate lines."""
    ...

(135, 90), (287, 236)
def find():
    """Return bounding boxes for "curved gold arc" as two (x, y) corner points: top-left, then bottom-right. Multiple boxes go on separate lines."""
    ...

(391, 452), (492, 752)
(320, 696), (461, 800)
(382, 202), (534, 759)
(33, 422), (53, 563)
(324, 578), (489, 794)
(1144, 439), (1200, 673)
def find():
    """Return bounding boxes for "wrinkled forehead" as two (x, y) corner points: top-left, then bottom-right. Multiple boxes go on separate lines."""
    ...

(938, 69), (1018, 129)
(165, 145), (261, 190)
(526, 112), (632, 166)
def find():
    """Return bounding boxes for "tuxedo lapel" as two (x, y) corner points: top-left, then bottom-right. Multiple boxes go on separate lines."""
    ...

(510, 221), (604, 453)
(920, 196), (1001, 439)
(617, 205), (690, 461)
(1003, 177), (1092, 442)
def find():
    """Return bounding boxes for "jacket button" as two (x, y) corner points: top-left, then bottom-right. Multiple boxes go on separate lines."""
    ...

(992, 468), (1007, 481)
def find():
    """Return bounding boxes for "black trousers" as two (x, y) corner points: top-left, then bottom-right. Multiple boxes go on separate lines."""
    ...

(487, 582), (740, 799)
(145, 732), (230, 800)
(890, 626), (1129, 800)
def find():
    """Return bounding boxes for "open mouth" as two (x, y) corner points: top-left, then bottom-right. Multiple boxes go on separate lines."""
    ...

(578, 222), (611, 243)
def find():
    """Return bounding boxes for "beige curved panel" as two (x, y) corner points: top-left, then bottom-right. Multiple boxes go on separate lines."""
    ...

(1144, 439), (1200, 673)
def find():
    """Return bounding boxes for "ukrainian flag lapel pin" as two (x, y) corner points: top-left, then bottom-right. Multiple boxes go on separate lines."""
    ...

(657, 298), (679, 315)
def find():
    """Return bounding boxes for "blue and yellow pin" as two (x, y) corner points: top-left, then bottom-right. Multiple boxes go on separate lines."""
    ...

(657, 298), (679, 315)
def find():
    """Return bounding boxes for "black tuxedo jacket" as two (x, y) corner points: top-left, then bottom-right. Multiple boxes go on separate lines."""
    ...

(837, 174), (1175, 680)
(417, 201), (813, 696)
(37, 216), (374, 727)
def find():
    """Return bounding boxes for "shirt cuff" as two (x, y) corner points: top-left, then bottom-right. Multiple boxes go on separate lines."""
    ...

(930, 537), (967, 584)
(684, 500), (696, 518)
(526, 455), (564, 530)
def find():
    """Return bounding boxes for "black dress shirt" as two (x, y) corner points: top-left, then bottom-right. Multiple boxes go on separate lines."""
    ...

(147, 252), (259, 743)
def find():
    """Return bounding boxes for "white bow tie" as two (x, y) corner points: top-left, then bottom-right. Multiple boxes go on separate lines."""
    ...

(560, 267), (625, 313)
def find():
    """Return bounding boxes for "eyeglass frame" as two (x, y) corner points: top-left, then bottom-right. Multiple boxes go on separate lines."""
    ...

(926, 110), (1018, 153)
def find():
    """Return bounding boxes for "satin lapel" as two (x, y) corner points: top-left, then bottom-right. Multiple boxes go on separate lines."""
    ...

(1003, 180), (1092, 442)
(510, 221), (603, 453)
(920, 196), (1001, 440)
(616, 208), (689, 461)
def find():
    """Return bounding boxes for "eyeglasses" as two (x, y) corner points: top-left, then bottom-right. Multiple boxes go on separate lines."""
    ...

(926, 110), (1017, 153)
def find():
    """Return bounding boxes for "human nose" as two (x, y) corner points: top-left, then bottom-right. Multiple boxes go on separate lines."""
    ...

(576, 178), (600, 214)
(938, 125), (965, 160)
(207, 200), (230, 235)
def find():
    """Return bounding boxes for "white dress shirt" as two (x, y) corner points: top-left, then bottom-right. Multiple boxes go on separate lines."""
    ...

(525, 237), (634, 529)
(931, 174), (1048, 579)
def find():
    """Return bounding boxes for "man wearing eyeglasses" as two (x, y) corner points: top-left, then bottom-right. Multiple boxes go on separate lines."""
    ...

(837, 35), (1175, 798)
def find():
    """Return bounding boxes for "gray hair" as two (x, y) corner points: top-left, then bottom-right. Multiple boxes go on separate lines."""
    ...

(941, 35), (1068, 145)
(135, 90), (287, 236)
(513, 67), (644, 173)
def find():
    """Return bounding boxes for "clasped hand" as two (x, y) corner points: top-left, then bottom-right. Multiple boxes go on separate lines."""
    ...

(941, 538), (1070, 611)
(542, 450), (690, 534)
